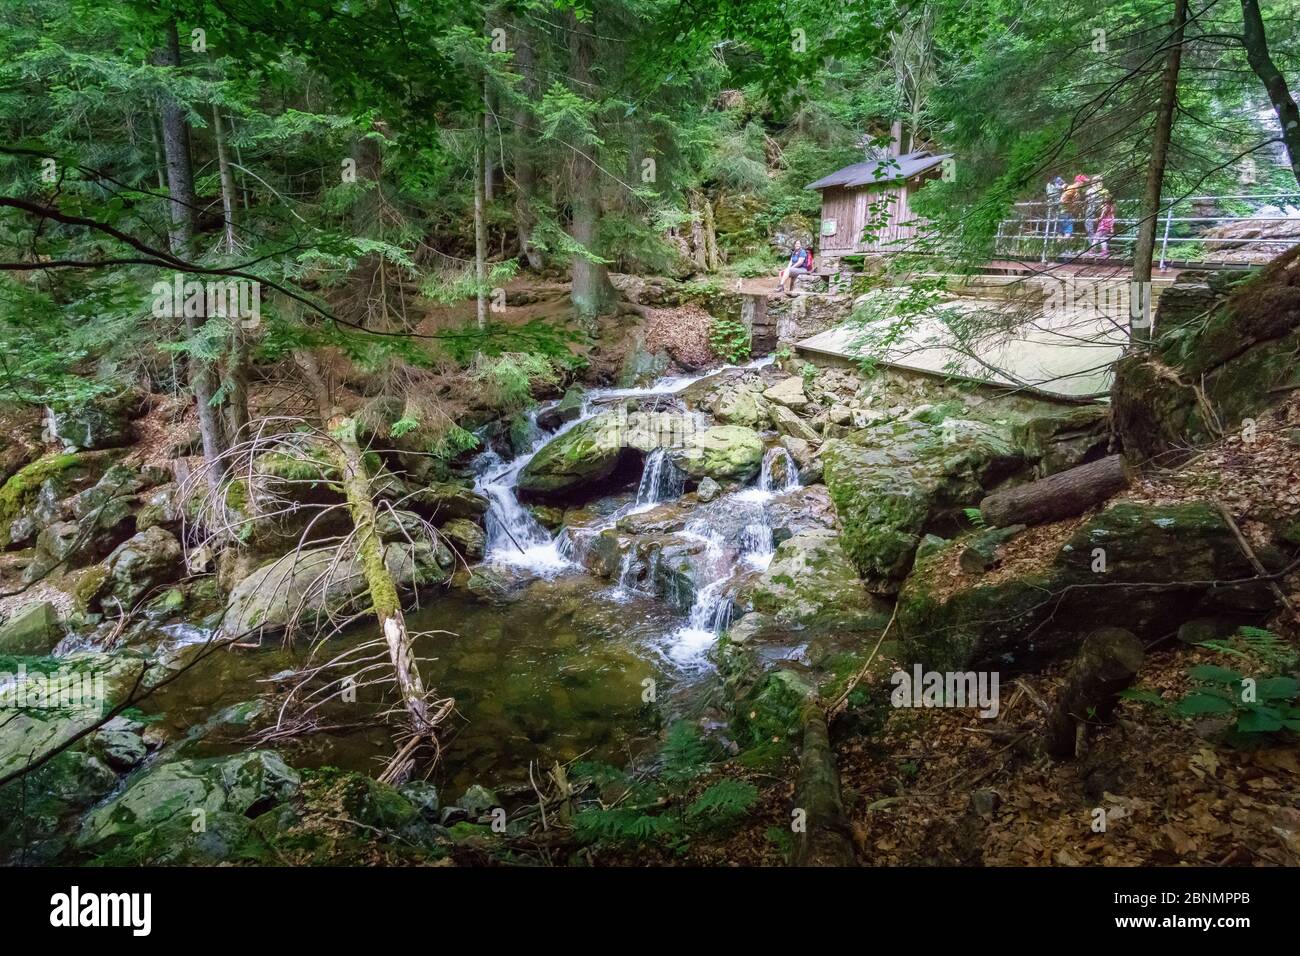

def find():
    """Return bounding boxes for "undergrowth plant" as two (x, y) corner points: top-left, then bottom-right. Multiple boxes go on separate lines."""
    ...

(570, 722), (757, 853)
(1123, 628), (1300, 743)
(708, 317), (751, 365)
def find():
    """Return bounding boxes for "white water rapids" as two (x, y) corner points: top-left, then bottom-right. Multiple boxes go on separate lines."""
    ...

(470, 356), (792, 668)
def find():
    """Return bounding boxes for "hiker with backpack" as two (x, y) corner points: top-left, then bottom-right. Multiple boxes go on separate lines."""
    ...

(775, 239), (814, 292)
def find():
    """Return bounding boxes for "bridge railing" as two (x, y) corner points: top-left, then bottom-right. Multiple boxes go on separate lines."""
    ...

(995, 192), (1300, 267)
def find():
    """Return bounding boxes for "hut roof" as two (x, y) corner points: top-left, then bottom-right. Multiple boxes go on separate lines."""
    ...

(806, 151), (952, 191)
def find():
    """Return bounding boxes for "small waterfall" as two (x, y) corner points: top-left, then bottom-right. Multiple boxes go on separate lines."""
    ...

(481, 483), (553, 556)
(472, 353), (778, 581)
(634, 449), (684, 509)
(758, 446), (801, 494)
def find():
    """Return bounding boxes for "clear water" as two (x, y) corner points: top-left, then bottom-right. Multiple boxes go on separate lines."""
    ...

(144, 356), (786, 794)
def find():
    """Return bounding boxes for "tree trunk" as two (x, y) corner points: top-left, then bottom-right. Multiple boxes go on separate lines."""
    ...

(702, 195), (720, 272)
(212, 105), (238, 254)
(1046, 628), (1144, 759)
(512, 28), (544, 270)
(474, 137), (489, 330)
(566, 10), (617, 322)
(979, 454), (1129, 528)
(1131, 0), (1188, 335)
(688, 191), (708, 271)
(213, 101), (250, 440)
(1240, 0), (1300, 186)
(295, 351), (442, 782)
(154, 21), (224, 495)
(483, 79), (496, 203)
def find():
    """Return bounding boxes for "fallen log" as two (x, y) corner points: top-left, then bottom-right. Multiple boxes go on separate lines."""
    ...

(979, 454), (1129, 529)
(793, 703), (857, 866)
(295, 351), (449, 783)
(1045, 627), (1145, 759)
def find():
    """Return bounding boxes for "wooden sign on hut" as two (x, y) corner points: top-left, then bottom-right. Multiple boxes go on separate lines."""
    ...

(806, 149), (951, 266)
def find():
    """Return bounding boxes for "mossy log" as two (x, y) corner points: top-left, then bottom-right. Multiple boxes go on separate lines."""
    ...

(979, 454), (1128, 529)
(793, 704), (856, 866)
(296, 352), (443, 782)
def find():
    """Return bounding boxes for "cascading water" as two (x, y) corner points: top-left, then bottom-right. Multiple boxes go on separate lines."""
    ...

(472, 411), (584, 573)
(473, 354), (772, 575)
(471, 354), (783, 663)
(758, 445), (801, 494)
(633, 448), (684, 510)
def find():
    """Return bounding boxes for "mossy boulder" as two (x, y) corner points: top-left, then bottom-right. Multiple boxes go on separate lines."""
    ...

(536, 386), (587, 431)
(895, 500), (1272, 672)
(711, 385), (767, 428)
(407, 481), (489, 521)
(0, 748), (120, 863)
(518, 410), (690, 501)
(668, 424), (764, 482)
(0, 451), (110, 548)
(77, 750), (300, 856)
(1113, 253), (1300, 462)
(220, 536), (451, 639)
(0, 650), (150, 794)
(0, 602), (63, 655)
(48, 388), (143, 451)
(736, 530), (891, 639)
(440, 517), (485, 560)
(98, 526), (184, 608)
(823, 417), (1025, 587)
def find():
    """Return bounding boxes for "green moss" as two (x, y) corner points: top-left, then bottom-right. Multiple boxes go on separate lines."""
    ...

(69, 564), (110, 610)
(733, 669), (814, 748)
(0, 452), (80, 546)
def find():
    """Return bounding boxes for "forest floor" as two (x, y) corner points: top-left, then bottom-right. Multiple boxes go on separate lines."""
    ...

(589, 394), (1300, 867)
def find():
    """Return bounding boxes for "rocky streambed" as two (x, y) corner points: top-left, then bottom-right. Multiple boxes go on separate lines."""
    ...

(2, 329), (1237, 864)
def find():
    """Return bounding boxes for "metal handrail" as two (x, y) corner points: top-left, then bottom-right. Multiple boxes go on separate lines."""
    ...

(999, 191), (1300, 266)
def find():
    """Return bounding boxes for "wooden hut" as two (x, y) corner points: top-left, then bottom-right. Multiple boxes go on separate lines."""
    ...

(806, 150), (951, 265)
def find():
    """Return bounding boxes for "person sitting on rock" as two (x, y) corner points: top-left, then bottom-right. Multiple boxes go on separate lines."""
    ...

(775, 240), (814, 292)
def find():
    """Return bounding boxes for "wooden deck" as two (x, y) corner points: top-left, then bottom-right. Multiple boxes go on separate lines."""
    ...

(796, 295), (1129, 402)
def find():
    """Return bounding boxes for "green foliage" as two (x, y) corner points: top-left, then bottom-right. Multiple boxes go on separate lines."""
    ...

(708, 317), (751, 364)
(389, 417), (420, 439)
(472, 352), (562, 413)
(570, 722), (755, 853)
(963, 507), (986, 528)
(1123, 629), (1300, 742)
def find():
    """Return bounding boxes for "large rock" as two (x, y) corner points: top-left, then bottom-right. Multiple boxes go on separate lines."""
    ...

(711, 385), (767, 429)
(47, 388), (143, 451)
(736, 530), (891, 639)
(220, 537), (451, 639)
(0, 601), (62, 655)
(408, 482), (489, 521)
(823, 418), (1025, 587)
(895, 500), (1273, 672)
(221, 547), (368, 638)
(517, 410), (691, 501)
(77, 750), (300, 856)
(0, 450), (117, 549)
(763, 376), (809, 410)
(768, 403), (821, 443)
(98, 526), (184, 607)
(0, 651), (150, 797)
(1113, 255), (1300, 462)
(437, 518), (485, 560)
(669, 425), (764, 482)
(536, 386), (587, 432)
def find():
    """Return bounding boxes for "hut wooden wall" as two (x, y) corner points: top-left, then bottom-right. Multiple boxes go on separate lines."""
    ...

(816, 178), (930, 255)
(818, 186), (860, 253)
